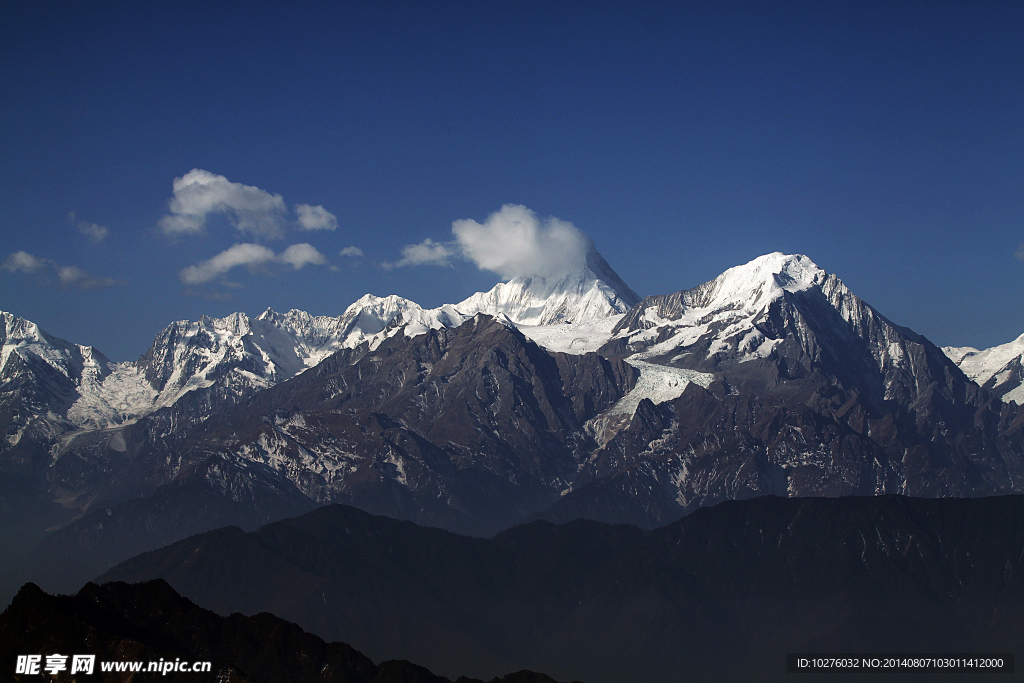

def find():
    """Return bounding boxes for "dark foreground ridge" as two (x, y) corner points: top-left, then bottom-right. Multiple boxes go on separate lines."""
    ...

(0, 579), (577, 683)
(98, 495), (1024, 683)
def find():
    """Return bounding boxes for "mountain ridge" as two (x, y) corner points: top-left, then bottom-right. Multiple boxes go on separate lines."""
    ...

(6, 250), (1024, 608)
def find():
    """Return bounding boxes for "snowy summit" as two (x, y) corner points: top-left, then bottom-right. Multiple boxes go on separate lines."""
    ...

(455, 246), (640, 326)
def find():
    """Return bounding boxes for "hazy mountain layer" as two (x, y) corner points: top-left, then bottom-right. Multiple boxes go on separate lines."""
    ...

(100, 495), (1024, 683)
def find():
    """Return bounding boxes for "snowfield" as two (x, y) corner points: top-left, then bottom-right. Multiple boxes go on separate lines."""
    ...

(607, 360), (714, 416)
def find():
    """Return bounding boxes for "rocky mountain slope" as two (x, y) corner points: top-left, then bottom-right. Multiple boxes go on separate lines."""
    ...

(0, 246), (640, 599)
(544, 252), (1024, 526)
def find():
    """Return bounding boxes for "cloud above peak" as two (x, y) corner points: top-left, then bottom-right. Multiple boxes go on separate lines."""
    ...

(180, 243), (276, 284)
(2, 251), (50, 274)
(384, 238), (454, 269)
(160, 169), (288, 239)
(452, 204), (590, 280)
(78, 221), (109, 242)
(279, 243), (328, 269)
(159, 169), (338, 240)
(57, 266), (119, 290)
(386, 205), (592, 279)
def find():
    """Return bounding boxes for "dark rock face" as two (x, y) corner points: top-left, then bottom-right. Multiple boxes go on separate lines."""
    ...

(8, 317), (638, 599)
(567, 266), (1024, 527)
(100, 496), (1024, 683)
(0, 579), (572, 683)
(545, 377), (1024, 528)
(2, 309), (636, 541)
(189, 316), (638, 537)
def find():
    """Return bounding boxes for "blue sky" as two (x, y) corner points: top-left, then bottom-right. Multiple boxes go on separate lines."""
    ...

(1, 1), (1022, 361)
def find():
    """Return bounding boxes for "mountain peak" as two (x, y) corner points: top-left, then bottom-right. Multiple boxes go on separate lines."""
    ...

(1, 310), (110, 383)
(612, 252), (826, 336)
(700, 252), (824, 307)
(2, 310), (49, 346)
(455, 245), (640, 325)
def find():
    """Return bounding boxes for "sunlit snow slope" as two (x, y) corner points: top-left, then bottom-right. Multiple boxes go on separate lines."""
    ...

(456, 247), (640, 325)
(944, 333), (1024, 405)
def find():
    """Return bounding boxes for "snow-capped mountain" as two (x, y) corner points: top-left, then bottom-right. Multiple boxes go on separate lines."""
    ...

(1, 312), (119, 444)
(944, 333), (1024, 405)
(599, 252), (962, 410)
(325, 295), (467, 348)
(4, 244), (632, 440)
(167, 254), (1021, 529)
(455, 246), (640, 325)
(3, 295), (470, 437)
(125, 297), (467, 425)
(8, 249), (1024, 604)
(1, 312), (112, 390)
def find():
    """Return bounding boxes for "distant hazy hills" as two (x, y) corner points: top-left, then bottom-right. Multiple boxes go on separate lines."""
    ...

(98, 495), (1024, 683)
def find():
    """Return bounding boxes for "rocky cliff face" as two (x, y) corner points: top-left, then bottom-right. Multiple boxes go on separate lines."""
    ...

(551, 253), (1024, 525)
(187, 314), (639, 536)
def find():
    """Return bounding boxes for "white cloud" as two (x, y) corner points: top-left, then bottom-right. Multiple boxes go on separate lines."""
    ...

(385, 238), (454, 269)
(77, 221), (109, 243)
(180, 242), (331, 284)
(57, 266), (119, 290)
(295, 204), (338, 231)
(159, 169), (289, 239)
(2, 251), (51, 274)
(2, 250), (119, 289)
(279, 243), (328, 269)
(339, 246), (364, 257)
(180, 243), (277, 284)
(67, 212), (110, 243)
(451, 204), (590, 279)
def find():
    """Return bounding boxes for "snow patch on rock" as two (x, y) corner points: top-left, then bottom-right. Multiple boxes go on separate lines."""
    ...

(607, 361), (713, 416)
